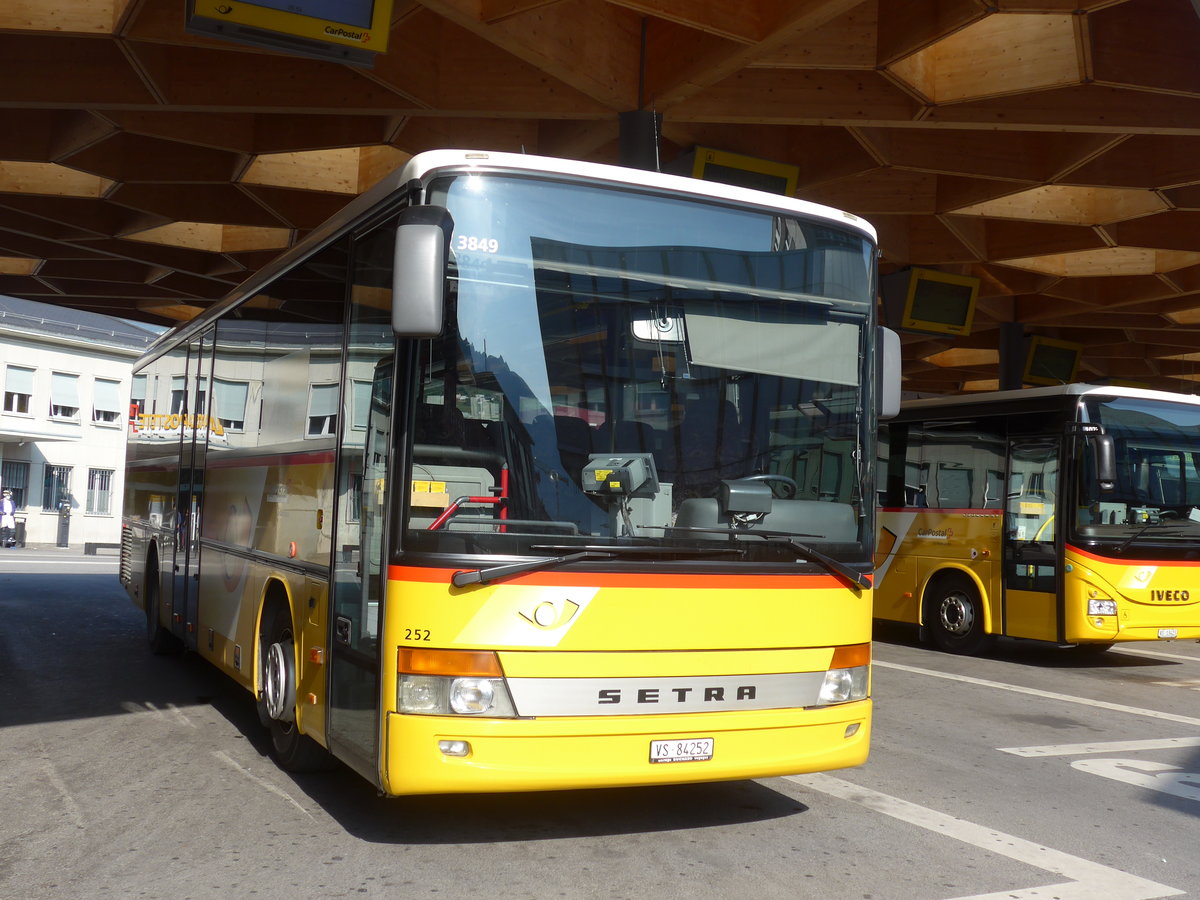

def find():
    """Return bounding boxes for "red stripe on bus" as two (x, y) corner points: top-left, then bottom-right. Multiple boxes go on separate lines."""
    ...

(1067, 543), (1200, 568)
(387, 564), (855, 589)
(879, 507), (1003, 515)
(205, 450), (337, 469)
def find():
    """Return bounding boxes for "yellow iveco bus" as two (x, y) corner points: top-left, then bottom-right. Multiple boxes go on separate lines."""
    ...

(120, 150), (899, 795)
(876, 384), (1200, 654)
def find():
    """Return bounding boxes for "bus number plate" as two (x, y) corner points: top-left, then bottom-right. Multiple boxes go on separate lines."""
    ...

(649, 738), (713, 763)
(1158, 628), (1179, 639)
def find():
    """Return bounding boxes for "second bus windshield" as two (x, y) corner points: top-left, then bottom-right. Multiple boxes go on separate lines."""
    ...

(407, 173), (877, 563)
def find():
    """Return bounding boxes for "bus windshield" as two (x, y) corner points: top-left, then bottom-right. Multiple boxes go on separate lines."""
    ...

(1077, 394), (1200, 548)
(406, 173), (876, 564)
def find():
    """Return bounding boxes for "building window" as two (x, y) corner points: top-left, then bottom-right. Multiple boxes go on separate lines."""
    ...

(1, 461), (30, 509)
(42, 465), (72, 511)
(50, 372), (80, 420)
(130, 373), (147, 419)
(87, 468), (114, 515)
(170, 375), (186, 414)
(93, 378), (123, 425)
(213, 378), (248, 431)
(307, 383), (339, 437)
(351, 379), (371, 430)
(4, 365), (34, 414)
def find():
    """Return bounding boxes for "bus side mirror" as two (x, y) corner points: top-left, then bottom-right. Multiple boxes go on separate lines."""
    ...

(392, 205), (453, 336)
(878, 326), (901, 420)
(1092, 433), (1116, 493)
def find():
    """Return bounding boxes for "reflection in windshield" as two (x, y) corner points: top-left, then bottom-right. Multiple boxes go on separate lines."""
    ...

(405, 173), (876, 566)
(1076, 395), (1200, 546)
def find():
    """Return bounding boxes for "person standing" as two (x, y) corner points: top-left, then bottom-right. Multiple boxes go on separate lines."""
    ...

(0, 490), (15, 548)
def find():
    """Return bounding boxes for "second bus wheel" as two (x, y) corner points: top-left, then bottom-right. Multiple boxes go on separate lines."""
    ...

(259, 604), (332, 772)
(925, 572), (994, 655)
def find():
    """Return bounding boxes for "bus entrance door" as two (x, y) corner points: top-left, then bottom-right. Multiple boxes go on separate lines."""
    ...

(171, 334), (211, 650)
(1003, 439), (1061, 642)
(326, 229), (395, 782)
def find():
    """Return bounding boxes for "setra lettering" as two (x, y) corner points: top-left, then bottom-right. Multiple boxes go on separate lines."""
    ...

(596, 685), (758, 705)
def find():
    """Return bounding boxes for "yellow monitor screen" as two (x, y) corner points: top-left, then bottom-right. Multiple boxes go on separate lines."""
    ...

(881, 268), (979, 336)
(676, 148), (799, 197)
(188, 0), (392, 65)
(1024, 336), (1082, 386)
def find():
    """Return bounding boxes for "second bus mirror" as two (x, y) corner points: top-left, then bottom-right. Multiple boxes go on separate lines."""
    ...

(878, 327), (901, 420)
(1091, 432), (1116, 493)
(392, 205), (454, 337)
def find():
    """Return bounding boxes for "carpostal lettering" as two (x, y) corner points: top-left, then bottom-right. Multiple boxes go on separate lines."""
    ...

(1151, 589), (1191, 602)
(325, 25), (369, 42)
(917, 528), (952, 540)
(598, 685), (758, 704)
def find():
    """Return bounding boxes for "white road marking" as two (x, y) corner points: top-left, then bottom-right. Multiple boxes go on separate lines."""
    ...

(1070, 759), (1200, 803)
(1000, 737), (1200, 758)
(213, 750), (315, 821)
(38, 756), (85, 829)
(788, 773), (1183, 900)
(1110, 646), (1200, 663)
(1148, 678), (1200, 690)
(875, 659), (1200, 727)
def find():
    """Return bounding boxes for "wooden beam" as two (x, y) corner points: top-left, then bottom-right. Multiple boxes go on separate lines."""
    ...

(415, 0), (643, 109)
(668, 69), (919, 124)
(646, 0), (865, 108)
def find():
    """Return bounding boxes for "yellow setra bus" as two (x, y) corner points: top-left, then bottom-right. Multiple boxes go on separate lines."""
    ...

(876, 384), (1200, 654)
(120, 150), (898, 795)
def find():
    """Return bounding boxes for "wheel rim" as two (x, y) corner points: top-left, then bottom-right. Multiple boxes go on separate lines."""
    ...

(263, 639), (293, 722)
(938, 590), (975, 637)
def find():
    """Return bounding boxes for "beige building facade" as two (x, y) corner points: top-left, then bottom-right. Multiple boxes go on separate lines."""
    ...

(0, 296), (159, 549)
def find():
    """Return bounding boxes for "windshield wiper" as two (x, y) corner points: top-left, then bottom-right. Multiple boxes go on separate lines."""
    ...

(451, 545), (739, 587)
(1116, 524), (1190, 554)
(769, 537), (871, 591)
(663, 526), (869, 590)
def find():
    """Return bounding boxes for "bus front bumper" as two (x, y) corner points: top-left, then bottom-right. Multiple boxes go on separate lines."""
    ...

(379, 700), (871, 796)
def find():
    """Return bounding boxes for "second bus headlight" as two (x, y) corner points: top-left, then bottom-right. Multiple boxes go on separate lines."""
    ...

(817, 666), (870, 705)
(815, 643), (871, 706)
(1087, 598), (1117, 616)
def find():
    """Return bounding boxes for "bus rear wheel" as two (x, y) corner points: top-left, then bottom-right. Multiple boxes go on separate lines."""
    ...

(259, 604), (331, 772)
(926, 573), (993, 655)
(145, 559), (182, 656)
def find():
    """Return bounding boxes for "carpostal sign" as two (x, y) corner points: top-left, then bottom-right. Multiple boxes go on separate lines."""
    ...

(189, 0), (393, 53)
(132, 412), (228, 445)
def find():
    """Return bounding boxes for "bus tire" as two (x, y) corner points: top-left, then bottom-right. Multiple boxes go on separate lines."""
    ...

(925, 572), (993, 655)
(260, 603), (331, 772)
(145, 556), (182, 656)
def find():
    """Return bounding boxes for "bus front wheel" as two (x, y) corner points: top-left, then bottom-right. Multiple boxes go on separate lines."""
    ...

(259, 604), (331, 772)
(926, 573), (993, 655)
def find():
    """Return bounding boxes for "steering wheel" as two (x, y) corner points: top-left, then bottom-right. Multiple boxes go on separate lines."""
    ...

(744, 474), (798, 499)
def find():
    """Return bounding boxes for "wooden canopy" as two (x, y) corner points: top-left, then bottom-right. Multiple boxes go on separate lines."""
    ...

(2, 0), (1200, 393)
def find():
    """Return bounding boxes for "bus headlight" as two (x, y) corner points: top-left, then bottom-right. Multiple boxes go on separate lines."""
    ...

(1087, 598), (1117, 616)
(815, 643), (871, 706)
(398, 648), (517, 717)
(818, 666), (870, 705)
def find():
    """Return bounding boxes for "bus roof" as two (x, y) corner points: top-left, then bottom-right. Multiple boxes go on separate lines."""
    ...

(139, 149), (877, 362)
(901, 382), (1200, 415)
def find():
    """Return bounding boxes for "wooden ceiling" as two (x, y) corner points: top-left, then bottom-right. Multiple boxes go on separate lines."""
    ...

(3, 0), (1200, 394)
